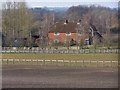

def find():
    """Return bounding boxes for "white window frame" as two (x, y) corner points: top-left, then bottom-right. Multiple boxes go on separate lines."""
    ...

(66, 32), (71, 36)
(54, 32), (60, 36)
(85, 38), (89, 45)
(64, 22), (67, 24)
(54, 39), (59, 43)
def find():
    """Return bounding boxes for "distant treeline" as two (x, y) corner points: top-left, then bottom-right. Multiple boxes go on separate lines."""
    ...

(2, 2), (118, 48)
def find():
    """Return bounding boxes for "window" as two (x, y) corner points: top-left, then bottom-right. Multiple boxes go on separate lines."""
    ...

(66, 32), (71, 36)
(85, 39), (89, 45)
(54, 32), (60, 36)
(54, 39), (59, 43)
(64, 22), (67, 24)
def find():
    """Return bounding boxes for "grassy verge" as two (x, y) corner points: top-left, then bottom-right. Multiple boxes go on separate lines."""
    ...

(2, 60), (118, 67)
(2, 53), (118, 61)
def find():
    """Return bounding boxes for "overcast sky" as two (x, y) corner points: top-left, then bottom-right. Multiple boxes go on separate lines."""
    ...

(0, 0), (119, 8)
(25, 0), (118, 8)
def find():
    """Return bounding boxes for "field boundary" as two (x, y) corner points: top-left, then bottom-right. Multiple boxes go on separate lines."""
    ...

(1, 59), (118, 67)
(1, 48), (120, 54)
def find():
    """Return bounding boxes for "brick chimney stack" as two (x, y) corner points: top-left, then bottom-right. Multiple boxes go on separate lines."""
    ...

(64, 19), (68, 24)
(77, 19), (81, 24)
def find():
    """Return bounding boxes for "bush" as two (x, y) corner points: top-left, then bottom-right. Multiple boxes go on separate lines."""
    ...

(51, 41), (64, 46)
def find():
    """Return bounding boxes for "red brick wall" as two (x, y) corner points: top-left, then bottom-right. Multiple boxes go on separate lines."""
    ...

(48, 32), (87, 44)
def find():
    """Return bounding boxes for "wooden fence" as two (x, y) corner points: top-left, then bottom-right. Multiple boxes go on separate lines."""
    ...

(1, 47), (119, 54)
(1, 59), (118, 67)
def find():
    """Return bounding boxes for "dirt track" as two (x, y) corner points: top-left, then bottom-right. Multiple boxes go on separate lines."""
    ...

(2, 65), (118, 88)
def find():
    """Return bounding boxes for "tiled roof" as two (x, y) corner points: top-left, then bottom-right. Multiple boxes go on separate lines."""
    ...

(49, 22), (79, 33)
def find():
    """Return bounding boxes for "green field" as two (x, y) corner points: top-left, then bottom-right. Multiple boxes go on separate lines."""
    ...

(2, 53), (118, 61)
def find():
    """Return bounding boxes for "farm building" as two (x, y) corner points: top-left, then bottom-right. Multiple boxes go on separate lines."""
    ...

(48, 20), (103, 46)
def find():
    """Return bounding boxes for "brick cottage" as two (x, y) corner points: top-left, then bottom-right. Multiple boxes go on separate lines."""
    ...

(48, 20), (103, 46)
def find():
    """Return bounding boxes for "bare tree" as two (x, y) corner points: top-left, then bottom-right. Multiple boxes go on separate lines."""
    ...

(2, 1), (33, 47)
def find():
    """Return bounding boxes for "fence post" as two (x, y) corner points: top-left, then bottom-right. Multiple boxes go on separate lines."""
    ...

(103, 61), (104, 67)
(90, 60), (91, 67)
(24, 59), (26, 65)
(44, 60), (45, 65)
(56, 60), (58, 66)
(40, 60), (42, 66)
(97, 60), (98, 67)
(7, 59), (8, 64)
(32, 59), (33, 65)
(37, 59), (38, 65)
(13, 59), (14, 64)
(63, 60), (65, 66)
(111, 61), (112, 67)
(23, 59), (25, 65)
(76, 60), (77, 67)
(51, 60), (52, 65)
(70, 60), (71, 66)
(83, 60), (84, 67)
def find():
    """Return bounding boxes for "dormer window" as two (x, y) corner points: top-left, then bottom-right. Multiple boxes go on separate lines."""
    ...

(54, 32), (60, 36)
(66, 32), (71, 36)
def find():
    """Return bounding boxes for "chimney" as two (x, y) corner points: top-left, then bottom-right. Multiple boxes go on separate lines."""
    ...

(64, 19), (68, 24)
(77, 19), (81, 24)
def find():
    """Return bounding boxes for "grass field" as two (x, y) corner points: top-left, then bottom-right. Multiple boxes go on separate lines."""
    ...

(2, 53), (118, 61)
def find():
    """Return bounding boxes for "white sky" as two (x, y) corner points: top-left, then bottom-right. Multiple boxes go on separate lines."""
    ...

(0, 0), (119, 8)
(27, 2), (118, 8)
